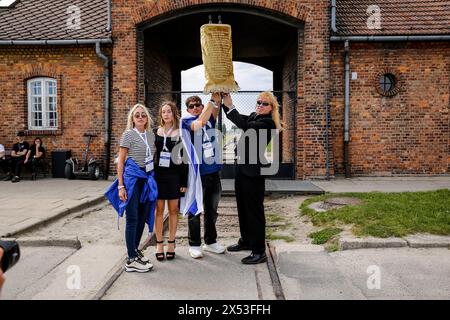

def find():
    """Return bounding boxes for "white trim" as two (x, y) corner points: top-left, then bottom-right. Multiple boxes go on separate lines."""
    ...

(27, 77), (58, 130)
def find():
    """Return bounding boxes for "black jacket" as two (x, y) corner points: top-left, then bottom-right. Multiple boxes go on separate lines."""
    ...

(224, 106), (276, 177)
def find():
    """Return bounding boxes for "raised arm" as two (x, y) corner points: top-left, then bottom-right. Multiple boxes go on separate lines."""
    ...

(191, 93), (221, 132)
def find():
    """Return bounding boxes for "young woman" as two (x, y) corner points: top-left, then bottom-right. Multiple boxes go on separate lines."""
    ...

(25, 137), (45, 180)
(222, 91), (283, 264)
(105, 104), (158, 273)
(153, 101), (188, 261)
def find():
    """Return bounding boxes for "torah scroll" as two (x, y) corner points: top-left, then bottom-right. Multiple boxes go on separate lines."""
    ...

(200, 24), (240, 94)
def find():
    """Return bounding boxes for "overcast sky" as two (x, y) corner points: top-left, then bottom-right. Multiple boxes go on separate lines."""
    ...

(181, 62), (273, 121)
(182, 62), (273, 91)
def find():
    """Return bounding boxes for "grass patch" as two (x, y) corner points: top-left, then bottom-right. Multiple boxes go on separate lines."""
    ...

(308, 228), (343, 245)
(300, 189), (450, 238)
(266, 230), (295, 242)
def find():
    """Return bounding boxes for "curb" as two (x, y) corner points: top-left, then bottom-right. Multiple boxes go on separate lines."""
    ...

(1, 196), (106, 238)
(90, 213), (170, 300)
(12, 236), (82, 249)
(339, 235), (450, 251)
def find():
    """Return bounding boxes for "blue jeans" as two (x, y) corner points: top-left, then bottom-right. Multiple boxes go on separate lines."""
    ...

(125, 178), (149, 259)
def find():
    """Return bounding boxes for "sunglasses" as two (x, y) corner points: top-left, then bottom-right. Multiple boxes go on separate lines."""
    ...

(256, 100), (271, 107)
(134, 113), (148, 119)
(187, 103), (202, 110)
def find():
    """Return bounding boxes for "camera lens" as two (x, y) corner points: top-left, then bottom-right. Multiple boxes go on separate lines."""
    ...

(0, 240), (21, 273)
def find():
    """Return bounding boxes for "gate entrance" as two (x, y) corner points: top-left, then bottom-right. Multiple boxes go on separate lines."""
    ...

(139, 5), (303, 179)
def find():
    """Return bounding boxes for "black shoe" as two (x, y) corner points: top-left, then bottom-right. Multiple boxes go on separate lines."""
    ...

(31, 173), (37, 181)
(155, 240), (165, 261)
(166, 240), (176, 260)
(227, 242), (252, 252)
(3, 174), (12, 181)
(11, 176), (20, 183)
(241, 252), (267, 265)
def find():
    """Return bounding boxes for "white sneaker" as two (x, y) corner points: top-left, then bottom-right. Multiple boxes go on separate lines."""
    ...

(136, 249), (150, 263)
(125, 257), (153, 273)
(203, 242), (226, 254)
(189, 246), (204, 259)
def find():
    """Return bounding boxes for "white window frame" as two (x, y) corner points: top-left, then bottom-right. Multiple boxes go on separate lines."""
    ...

(27, 77), (58, 130)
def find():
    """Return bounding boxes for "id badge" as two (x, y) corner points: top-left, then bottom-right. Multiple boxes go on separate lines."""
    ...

(203, 142), (214, 158)
(159, 151), (171, 168)
(145, 157), (154, 172)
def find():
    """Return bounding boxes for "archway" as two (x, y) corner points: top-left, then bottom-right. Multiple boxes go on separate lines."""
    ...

(139, 5), (303, 179)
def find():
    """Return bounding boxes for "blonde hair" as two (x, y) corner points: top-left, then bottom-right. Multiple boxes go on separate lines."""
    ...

(126, 104), (153, 131)
(158, 101), (180, 130)
(258, 91), (284, 131)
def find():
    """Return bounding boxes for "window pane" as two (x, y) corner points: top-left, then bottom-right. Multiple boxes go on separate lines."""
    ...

(46, 81), (57, 95)
(32, 81), (42, 95)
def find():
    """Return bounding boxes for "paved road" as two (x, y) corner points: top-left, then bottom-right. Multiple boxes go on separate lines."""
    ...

(276, 245), (450, 300)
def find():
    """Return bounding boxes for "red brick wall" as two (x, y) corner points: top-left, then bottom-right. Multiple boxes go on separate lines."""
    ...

(111, 0), (331, 179)
(330, 41), (450, 175)
(0, 45), (109, 171)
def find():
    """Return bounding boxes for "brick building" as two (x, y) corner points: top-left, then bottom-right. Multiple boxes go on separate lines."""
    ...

(0, 0), (449, 179)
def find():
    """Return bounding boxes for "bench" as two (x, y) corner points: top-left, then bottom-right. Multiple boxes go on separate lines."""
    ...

(1, 150), (49, 180)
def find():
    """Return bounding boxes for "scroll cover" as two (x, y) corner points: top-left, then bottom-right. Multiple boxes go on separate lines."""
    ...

(200, 24), (240, 94)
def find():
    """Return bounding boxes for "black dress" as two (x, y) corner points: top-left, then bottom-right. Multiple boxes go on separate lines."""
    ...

(154, 129), (188, 200)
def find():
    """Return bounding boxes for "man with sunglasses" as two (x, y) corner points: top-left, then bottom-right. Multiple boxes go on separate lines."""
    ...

(182, 94), (226, 259)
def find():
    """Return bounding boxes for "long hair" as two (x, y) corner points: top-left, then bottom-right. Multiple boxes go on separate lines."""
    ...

(158, 101), (180, 130)
(126, 103), (153, 131)
(258, 92), (284, 130)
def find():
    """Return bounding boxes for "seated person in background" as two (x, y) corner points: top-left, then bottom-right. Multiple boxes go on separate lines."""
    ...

(9, 131), (29, 183)
(0, 143), (12, 179)
(25, 137), (45, 180)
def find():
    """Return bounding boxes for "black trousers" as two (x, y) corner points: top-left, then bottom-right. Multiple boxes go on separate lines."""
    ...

(188, 171), (222, 246)
(11, 157), (26, 177)
(235, 170), (266, 254)
(0, 158), (10, 174)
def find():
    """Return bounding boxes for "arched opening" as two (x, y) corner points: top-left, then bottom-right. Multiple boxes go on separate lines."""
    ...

(140, 5), (302, 178)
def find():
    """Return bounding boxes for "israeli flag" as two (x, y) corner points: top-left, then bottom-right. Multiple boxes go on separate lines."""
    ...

(179, 116), (203, 216)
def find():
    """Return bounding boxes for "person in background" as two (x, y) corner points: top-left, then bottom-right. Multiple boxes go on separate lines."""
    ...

(0, 143), (11, 180)
(9, 131), (29, 183)
(153, 101), (188, 261)
(25, 137), (45, 180)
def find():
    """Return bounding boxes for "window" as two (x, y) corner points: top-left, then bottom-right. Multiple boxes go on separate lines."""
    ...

(380, 73), (396, 94)
(375, 70), (401, 97)
(27, 78), (58, 130)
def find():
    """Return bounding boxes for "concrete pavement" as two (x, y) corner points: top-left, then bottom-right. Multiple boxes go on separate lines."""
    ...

(313, 176), (450, 193)
(0, 178), (110, 237)
(1, 176), (449, 300)
(273, 243), (450, 300)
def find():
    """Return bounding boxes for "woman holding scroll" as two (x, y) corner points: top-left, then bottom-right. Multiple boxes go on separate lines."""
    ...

(222, 92), (282, 264)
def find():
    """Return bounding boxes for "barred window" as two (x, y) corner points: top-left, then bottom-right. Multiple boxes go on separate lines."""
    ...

(27, 78), (58, 130)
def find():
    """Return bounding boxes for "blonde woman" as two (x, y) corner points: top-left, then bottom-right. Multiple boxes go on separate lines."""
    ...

(153, 101), (188, 261)
(105, 104), (158, 273)
(222, 92), (283, 264)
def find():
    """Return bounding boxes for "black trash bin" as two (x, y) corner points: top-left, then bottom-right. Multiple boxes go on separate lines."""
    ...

(52, 150), (71, 178)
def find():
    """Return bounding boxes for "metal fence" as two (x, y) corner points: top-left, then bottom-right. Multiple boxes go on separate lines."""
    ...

(146, 91), (296, 166)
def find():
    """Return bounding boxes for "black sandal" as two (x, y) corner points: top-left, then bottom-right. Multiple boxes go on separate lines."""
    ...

(166, 240), (176, 260)
(155, 240), (165, 261)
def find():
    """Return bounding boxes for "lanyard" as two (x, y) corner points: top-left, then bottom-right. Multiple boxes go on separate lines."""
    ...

(134, 128), (151, 157)
(202, 121), (212, 143)
(162, 126), (174, 151)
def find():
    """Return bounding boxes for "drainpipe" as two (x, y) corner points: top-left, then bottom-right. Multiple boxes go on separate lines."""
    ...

(96, 42), (111, 180)
(343, 40), (351, 178)
(330, 35), (450, 42)
(331, 0), (337, 33)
